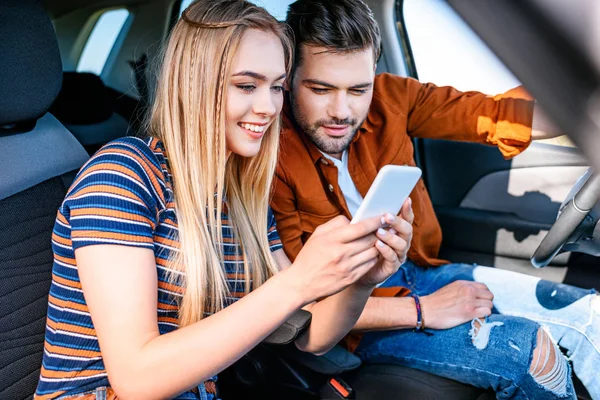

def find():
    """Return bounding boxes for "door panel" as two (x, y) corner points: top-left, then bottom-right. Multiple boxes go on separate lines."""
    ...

(421, 139), (591, 277)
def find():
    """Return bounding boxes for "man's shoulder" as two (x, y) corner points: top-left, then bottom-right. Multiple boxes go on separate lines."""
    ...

(372, 73), (418, 105)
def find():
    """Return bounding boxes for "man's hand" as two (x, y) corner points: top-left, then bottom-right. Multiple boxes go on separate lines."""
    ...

(420, 280), (494, 330)
(357, 198), (414, 287)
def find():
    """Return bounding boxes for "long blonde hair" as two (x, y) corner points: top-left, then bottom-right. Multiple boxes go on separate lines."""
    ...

(147, 0), (293, 327)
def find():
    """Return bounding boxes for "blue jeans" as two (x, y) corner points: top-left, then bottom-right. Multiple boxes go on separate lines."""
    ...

(355, 262), (600, 400)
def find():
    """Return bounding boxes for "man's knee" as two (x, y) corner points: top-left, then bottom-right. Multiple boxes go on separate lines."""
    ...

(530, 327), (570, 395)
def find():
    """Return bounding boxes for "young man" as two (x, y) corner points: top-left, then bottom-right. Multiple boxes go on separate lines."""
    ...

(270, 0), (600, 398)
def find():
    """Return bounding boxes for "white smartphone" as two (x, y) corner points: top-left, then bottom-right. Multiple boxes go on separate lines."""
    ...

(351, 165), (422, 224)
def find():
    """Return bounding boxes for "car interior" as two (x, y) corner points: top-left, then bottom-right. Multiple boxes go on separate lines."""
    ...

(1, 0), (598, 399)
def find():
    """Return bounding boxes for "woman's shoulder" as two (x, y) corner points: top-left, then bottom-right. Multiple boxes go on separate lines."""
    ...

(82, 136), (167, 178)
(67, 136), (171, 207)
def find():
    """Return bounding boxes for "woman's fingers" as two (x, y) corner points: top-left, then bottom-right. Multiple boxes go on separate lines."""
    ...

(376, 227), (408, 260)
(374, 238), (399, 263)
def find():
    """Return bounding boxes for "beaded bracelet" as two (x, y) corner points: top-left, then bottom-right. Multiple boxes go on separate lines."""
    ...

(411, 293), (424, 331)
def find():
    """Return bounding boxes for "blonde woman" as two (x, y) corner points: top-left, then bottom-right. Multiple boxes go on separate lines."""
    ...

(35, 1), (413, 399)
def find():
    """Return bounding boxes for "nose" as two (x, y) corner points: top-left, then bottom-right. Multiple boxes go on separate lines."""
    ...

(252, 87), (278, 117)
(327, 92), (352, 121)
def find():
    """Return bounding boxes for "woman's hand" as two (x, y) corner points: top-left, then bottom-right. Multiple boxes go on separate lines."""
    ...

(357, 198), (414, 287)
(286, 215), (384, 304)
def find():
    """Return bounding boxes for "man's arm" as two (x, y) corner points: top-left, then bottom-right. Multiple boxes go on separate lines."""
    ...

(403, 77), (534, 158)
(353, 280), (495, 332)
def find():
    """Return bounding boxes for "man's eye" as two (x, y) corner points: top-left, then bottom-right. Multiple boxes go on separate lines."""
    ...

(351, 89), (368, 95)
(237, 85), (256, 93)
(310, 87), (329, 94)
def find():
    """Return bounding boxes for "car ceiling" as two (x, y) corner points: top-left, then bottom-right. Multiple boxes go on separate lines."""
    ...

(43, 0), (146, 18)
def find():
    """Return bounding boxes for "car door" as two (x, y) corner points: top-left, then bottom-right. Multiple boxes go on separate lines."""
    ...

(366, 0), (599, 288)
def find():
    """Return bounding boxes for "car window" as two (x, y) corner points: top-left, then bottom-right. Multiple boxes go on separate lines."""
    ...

(77, 8), (130, 75)
(179, 0), (293, 21)
(402, 0), (574, 147)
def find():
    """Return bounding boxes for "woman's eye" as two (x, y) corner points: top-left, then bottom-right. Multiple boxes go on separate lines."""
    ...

(271, 85), (284, 94)
(237, 85), (256, 93)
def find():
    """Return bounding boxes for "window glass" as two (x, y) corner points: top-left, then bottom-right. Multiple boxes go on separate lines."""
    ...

(179, 0), (293, 21)
(403, 0), (573, 146)
(77, 9), (130, 75)
(404, 0), (519, 94)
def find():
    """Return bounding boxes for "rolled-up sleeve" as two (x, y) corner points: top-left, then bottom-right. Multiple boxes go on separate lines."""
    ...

(398, 76), (535, 159)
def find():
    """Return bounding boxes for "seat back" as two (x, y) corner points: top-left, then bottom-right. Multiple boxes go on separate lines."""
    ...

(50, 72), (131, 155)
(0, 0), (89, 398)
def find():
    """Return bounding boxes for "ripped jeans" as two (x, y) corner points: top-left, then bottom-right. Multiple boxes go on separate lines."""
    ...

(355, 262), (600, 400)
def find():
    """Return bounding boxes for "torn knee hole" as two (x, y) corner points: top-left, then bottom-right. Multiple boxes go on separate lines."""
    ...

(530, 327), (569, 395)
(469, 318), (504, 350)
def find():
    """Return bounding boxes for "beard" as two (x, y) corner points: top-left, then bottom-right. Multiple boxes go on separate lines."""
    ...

(290, 94), (366, 155)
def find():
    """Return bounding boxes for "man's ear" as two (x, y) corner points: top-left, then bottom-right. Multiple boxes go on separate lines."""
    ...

(373, 63), (377, 73)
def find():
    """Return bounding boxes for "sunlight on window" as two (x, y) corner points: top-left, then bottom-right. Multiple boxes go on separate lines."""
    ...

(77, 9), (130, 75)
(403, 0), (574, 147)
(404, 0), (520, 94)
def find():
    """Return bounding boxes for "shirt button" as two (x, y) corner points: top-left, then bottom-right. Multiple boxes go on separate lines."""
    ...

(328, 184), (334, 192)
(320, 158), (328, 165)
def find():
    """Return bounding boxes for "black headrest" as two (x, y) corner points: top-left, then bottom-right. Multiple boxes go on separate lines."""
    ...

(0, 0), (62, 127)
(50, 72), (114, 124)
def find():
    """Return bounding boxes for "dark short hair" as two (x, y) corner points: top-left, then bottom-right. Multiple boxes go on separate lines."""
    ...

(286, 0), (381, 68)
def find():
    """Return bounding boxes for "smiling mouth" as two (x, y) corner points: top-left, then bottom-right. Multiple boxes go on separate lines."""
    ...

(238, 122), (267, 139)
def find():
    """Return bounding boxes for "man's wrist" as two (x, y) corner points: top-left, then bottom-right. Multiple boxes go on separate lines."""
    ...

(411, 294), (424, 330)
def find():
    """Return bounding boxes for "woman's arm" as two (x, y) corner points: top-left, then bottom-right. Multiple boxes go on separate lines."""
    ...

(78, 215), (384, 399)
(281, 200), (414, 353)
(78, 245), (304, 400)
(273, 249), (374, 355)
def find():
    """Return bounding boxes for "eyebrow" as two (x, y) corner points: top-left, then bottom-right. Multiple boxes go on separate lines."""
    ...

(302, 79), (373, 90)
(232, 71), (287, 81)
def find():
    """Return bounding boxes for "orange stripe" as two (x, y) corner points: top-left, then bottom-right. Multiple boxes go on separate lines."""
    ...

(43, 342), (101, 358)
(52, 273), (82, 290)
(35, 390), (67, 400)
(56, 212), (69, 225)
(72, 162), (142, 188)
(47, 318), (96, 337)
(226, 273), (249, 279)
(104, 146), (167, 197)
(52, 232), (72, 247)
(154, 235), (179, 248)
(158, 316), (179, 325)
(54, 254), (77, 266)
(223, 255), (244, 261)
(157, 302), (179, 311)
(49, 294), (89, 313)
(70, 207), (153, 225)
(72, 184), (145, 203)
(71, 230), (153, 243)
(40, 365), (104, 379)
(158, 280), (184, 294)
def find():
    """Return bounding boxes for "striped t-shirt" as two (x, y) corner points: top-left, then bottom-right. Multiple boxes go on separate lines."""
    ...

(35, 137), (283, 399)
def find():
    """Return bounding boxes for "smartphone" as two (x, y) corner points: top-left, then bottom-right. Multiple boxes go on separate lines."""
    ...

(351, 165), (422, 224)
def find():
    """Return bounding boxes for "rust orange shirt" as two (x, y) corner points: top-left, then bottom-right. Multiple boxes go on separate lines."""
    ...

(271, 73), (534, 273)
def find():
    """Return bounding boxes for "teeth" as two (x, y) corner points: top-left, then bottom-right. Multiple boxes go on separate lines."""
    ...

(241, 123), (265, 133)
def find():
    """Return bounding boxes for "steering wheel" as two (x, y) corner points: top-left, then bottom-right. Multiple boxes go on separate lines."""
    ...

(531, 168), (600, 268)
